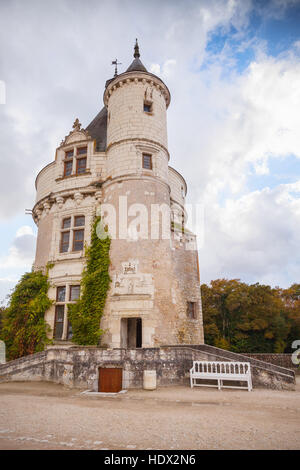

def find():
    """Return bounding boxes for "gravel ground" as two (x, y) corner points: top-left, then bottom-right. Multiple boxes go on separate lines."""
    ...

(0, 379), (299, 450)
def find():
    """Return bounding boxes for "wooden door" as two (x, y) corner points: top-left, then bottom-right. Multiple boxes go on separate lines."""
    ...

(98, 367), (122, 393)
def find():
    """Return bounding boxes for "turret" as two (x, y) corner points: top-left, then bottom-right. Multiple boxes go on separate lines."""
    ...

(103, 40), (171, 182)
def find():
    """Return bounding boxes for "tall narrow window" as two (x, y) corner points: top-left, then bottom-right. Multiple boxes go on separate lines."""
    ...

(64, 149), (74, 177)
(60, 231), (70, 253)
(56, 286), (66, 302)
(73, 229), (84, 251)
(187, 301), (197, 319)
(67, 285), (80, 340)
(142, 153), (152, 170)
(54, 305), (65, 339)
(76, 147), (87, 175)
(60, 218), (71, 253)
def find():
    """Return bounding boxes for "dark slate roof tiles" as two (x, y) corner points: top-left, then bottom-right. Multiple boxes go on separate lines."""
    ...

(86, 106), (107, 152)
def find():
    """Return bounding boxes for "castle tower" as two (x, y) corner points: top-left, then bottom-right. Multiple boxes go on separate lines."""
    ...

(33, 41), (204, 347)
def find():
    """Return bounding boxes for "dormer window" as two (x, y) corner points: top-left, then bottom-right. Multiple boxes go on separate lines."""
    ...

(64, 149), (74, 176)
(62, 147), (88, 178)
(144, 101), (152, 113)
(76, 147), (87, 175)
(64, 160), (73, 177)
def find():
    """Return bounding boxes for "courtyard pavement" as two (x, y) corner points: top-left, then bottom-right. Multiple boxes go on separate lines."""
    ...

(0, 378), (299, 450)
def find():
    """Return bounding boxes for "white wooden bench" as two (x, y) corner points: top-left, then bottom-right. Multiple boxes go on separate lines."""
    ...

(190, 361), (252, 391)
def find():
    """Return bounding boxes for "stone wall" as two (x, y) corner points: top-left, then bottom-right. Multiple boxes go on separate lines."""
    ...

(0, 346), (295, 391)
(243, 353), (297, 370)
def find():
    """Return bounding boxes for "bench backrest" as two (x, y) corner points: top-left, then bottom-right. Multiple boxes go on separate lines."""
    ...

(192, 361), (251, 375)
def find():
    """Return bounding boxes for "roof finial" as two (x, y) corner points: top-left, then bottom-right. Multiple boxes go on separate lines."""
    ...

(134, 38), (140, 59)
(72, 118), (81, 131)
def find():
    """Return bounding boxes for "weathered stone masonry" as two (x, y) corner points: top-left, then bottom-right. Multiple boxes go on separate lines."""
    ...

(32, 41), (204, 347)
(0, 346), (295, 391)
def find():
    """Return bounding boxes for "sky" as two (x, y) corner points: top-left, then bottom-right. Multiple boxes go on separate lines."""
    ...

(0, 0), (300, 303)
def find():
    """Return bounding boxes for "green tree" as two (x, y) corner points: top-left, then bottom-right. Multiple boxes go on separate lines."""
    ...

(1, 270), (52, 360)
(201, 279), (293, 353)
(281, 284), (300, 352)
(68, 215), (111, 345)
(0, 306), (6, 336)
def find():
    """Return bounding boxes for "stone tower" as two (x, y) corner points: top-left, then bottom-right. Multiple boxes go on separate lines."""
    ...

(33, 41), (204, 348)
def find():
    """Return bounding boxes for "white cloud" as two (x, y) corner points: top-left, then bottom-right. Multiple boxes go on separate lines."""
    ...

(166, 34), (300, 287)
(0, 226), (36, 270)
(0, 0), (299, 294)
(150, 63), (161, 75)
(15, 225), (34, 237)
(200, 180), (300, 287)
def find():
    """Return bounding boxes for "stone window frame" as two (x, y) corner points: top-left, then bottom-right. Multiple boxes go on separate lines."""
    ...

(187, 301), (197, 319)
(142, 153), (152, 170)
(143, 100), (153, 114)
(62, 144), (89, 178)
(54, 283), (81, 341)
(136, 144), (159, 176)
(60, 214), (85, 254)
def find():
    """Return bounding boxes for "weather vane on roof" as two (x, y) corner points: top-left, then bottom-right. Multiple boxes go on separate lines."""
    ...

(111, 58), (122, 77)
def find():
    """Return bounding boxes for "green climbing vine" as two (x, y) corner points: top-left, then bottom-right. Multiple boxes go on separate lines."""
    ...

(68, 214), (111, 345)
(1, 268), (53, 360)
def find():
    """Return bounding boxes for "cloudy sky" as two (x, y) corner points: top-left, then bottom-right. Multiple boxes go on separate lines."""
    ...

(0, 0), (300, 302)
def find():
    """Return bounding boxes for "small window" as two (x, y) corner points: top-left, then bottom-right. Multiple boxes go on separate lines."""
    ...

(54, 305), (65, 339)
(187, 301), (197, 319)
(69, 285), (80, 301)
(74, 215), (85, 227)
(62, 217), (71, 229)
(60, 231), (70, 253)
(56, 286), (66, 302)
(65, 149), (74, 159)
(73, 229), (84, 251)
(144, 102), (152, 113)
(77, 146), (87, 156)
(76, 157), (87, 174)
(142, 153), (152, 170)
(64, 160), (73, 177)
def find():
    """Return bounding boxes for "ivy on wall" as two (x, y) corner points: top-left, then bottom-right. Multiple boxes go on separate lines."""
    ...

(1, 269), (53, 360)
(68, 215), (111, 345)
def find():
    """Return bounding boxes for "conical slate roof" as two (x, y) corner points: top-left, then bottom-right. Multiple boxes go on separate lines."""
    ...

(126, 57), (148, 73)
